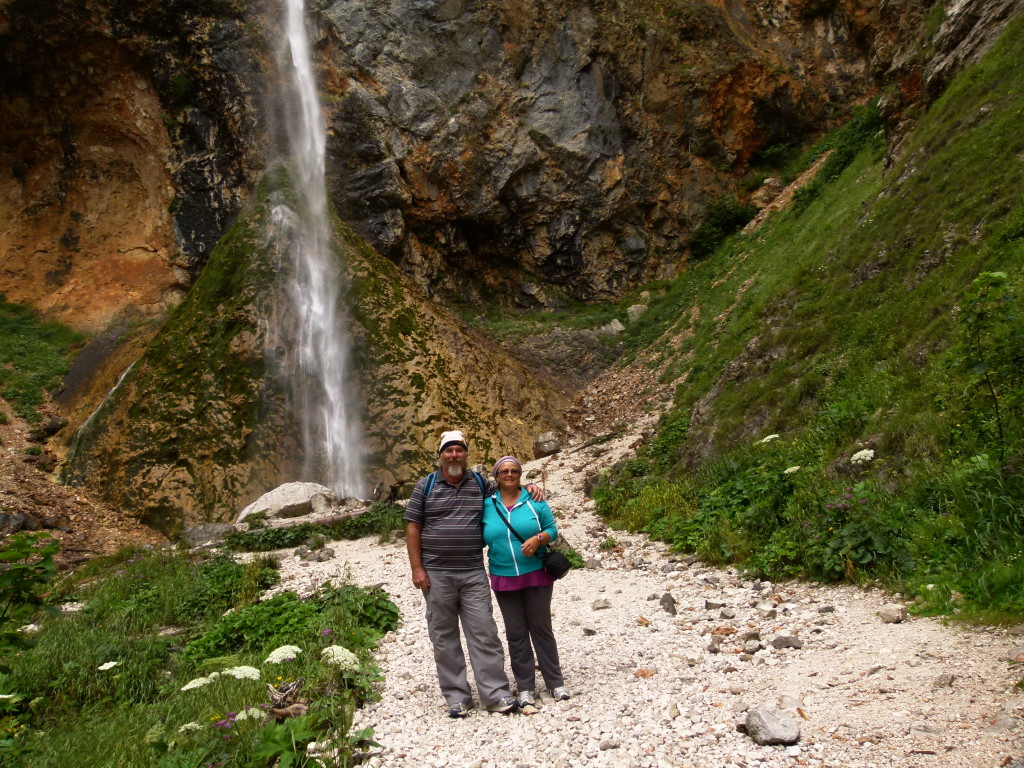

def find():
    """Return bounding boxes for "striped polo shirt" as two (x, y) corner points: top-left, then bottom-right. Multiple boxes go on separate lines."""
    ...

(404, 471), (496, 570)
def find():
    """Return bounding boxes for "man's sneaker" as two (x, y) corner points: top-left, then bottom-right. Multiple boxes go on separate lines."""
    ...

(551, 686), (570, 701)
(486, 695), (518, 714)
(517, 690), (537, 707)
(448, 701), (471, 718)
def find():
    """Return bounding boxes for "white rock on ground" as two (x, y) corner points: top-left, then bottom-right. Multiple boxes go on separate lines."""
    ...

(264, 418), (1024, 768)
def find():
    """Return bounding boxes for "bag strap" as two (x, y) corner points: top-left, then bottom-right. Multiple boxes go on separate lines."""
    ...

(491, 497), (528, 545)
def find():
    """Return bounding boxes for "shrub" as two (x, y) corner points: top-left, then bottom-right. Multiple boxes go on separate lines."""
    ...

(687, 196), (756, 259)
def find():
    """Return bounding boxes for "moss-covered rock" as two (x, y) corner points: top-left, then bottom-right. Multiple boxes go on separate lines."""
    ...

(62, 170), (301, 535)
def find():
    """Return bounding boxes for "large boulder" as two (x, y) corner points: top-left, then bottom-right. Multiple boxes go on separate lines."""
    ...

(236, 483), (339, 526)
(533, 431), (562, 459)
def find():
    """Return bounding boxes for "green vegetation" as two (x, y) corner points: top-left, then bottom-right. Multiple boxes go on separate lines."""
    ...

(0, 533), (399, 767)
(790, 102), (884, 207)
(463, 286), (664, 342)
(0, 295), (84, 424)
(686, 196), (757, 259)
(592, 17), (1024, 621)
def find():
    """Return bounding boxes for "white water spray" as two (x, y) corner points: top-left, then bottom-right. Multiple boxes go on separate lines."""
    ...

(276, 0), (362, 496)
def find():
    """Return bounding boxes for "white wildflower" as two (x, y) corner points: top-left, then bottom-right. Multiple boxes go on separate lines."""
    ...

(233, 707), (259, 722)
(850, 449), (875, 465)
(180, 676), (214, 691)
(757, 434), (780, 444)
(321, 645), (359, 670)
(222, 666), (261, 681)
(264, 645), (303, 664)
(178, 722), (203, 732)
(783, 466), (801, 475)
(97, 661), (120, 671)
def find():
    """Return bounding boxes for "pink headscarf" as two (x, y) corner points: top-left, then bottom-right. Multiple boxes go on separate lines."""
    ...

(492, 455), (523, 479)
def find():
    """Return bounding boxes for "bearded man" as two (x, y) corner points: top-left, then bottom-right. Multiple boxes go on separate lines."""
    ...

(405, 430), (542, 717)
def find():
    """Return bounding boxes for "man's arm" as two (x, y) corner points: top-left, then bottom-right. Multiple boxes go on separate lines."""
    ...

(406, 521), (430, 592)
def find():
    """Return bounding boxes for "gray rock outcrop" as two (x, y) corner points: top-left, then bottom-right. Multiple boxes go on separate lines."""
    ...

(236, 482), (339, 525)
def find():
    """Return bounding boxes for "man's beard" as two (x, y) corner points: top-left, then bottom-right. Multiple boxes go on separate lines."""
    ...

(444, 462), (465, 479)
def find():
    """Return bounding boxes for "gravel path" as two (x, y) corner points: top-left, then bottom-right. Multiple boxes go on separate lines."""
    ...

(272, 422), (1024, 767)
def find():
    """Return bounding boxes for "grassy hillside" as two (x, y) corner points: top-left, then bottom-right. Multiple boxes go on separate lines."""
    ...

(595, 15), (1024, 620)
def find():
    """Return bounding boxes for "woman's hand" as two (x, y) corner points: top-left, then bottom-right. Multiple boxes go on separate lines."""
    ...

(521, 532), (545, 556)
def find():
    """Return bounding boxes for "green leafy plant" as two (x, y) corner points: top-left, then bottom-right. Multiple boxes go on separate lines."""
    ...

(0, 533), (59, 664)
(252, 715), (321, 768)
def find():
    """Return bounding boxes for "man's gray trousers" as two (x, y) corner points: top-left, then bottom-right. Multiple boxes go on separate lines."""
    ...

(422, 568), (511, 708)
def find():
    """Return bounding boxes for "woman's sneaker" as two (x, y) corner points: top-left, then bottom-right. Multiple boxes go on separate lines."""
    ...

(517, 690), (537, 707)
(551, 686), (570, 701)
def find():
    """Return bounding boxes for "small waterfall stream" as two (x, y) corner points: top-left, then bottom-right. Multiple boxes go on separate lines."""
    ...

(275, 0), (362, 497)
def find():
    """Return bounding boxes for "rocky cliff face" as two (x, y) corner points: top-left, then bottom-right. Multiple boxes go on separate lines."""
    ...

(3, 0), (1021, 530)
(0, 0), (267, 326)
(318, 0), (881, 306)
(0, 0), (270, 441)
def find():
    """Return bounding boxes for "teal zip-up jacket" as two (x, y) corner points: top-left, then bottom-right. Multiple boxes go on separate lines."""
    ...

(482, 488), (558, 577)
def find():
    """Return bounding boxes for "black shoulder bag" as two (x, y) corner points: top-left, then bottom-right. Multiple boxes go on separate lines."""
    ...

(491, 498), (571, 579)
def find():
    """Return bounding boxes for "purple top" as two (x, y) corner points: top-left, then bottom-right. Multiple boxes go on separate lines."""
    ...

(490, 568), (556, 591)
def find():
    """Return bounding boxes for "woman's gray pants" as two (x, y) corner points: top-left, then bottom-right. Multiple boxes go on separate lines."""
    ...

(422, 568), (512, 708)
(494, 584), (564, 692)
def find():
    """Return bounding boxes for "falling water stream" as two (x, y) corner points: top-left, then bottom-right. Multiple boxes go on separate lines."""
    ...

(275, 0), (362, 497)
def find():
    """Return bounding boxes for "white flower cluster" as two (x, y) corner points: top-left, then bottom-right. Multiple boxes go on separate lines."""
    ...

(851, 449), (875, 465)
(181, 673), (219, 691)
(234, 707), (259, 722)
(97, 661), (119, 671)
(757, 434), (780, 444)
(180, 665), (261, 691)
(178, 722), (202, 733)
(321, 645), (359, 671)
(783, 466), (801, 475)
(222, 666), (261, 681)
(264, 645), (303, 664)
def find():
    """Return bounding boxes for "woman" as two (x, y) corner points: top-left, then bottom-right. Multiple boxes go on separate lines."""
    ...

(482, 455), (569, 706)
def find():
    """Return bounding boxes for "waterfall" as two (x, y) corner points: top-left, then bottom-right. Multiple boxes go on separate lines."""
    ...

(275, 0), (362, 497)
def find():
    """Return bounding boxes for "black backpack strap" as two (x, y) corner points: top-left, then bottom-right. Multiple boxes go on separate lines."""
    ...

(426, 470), (484, 498)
